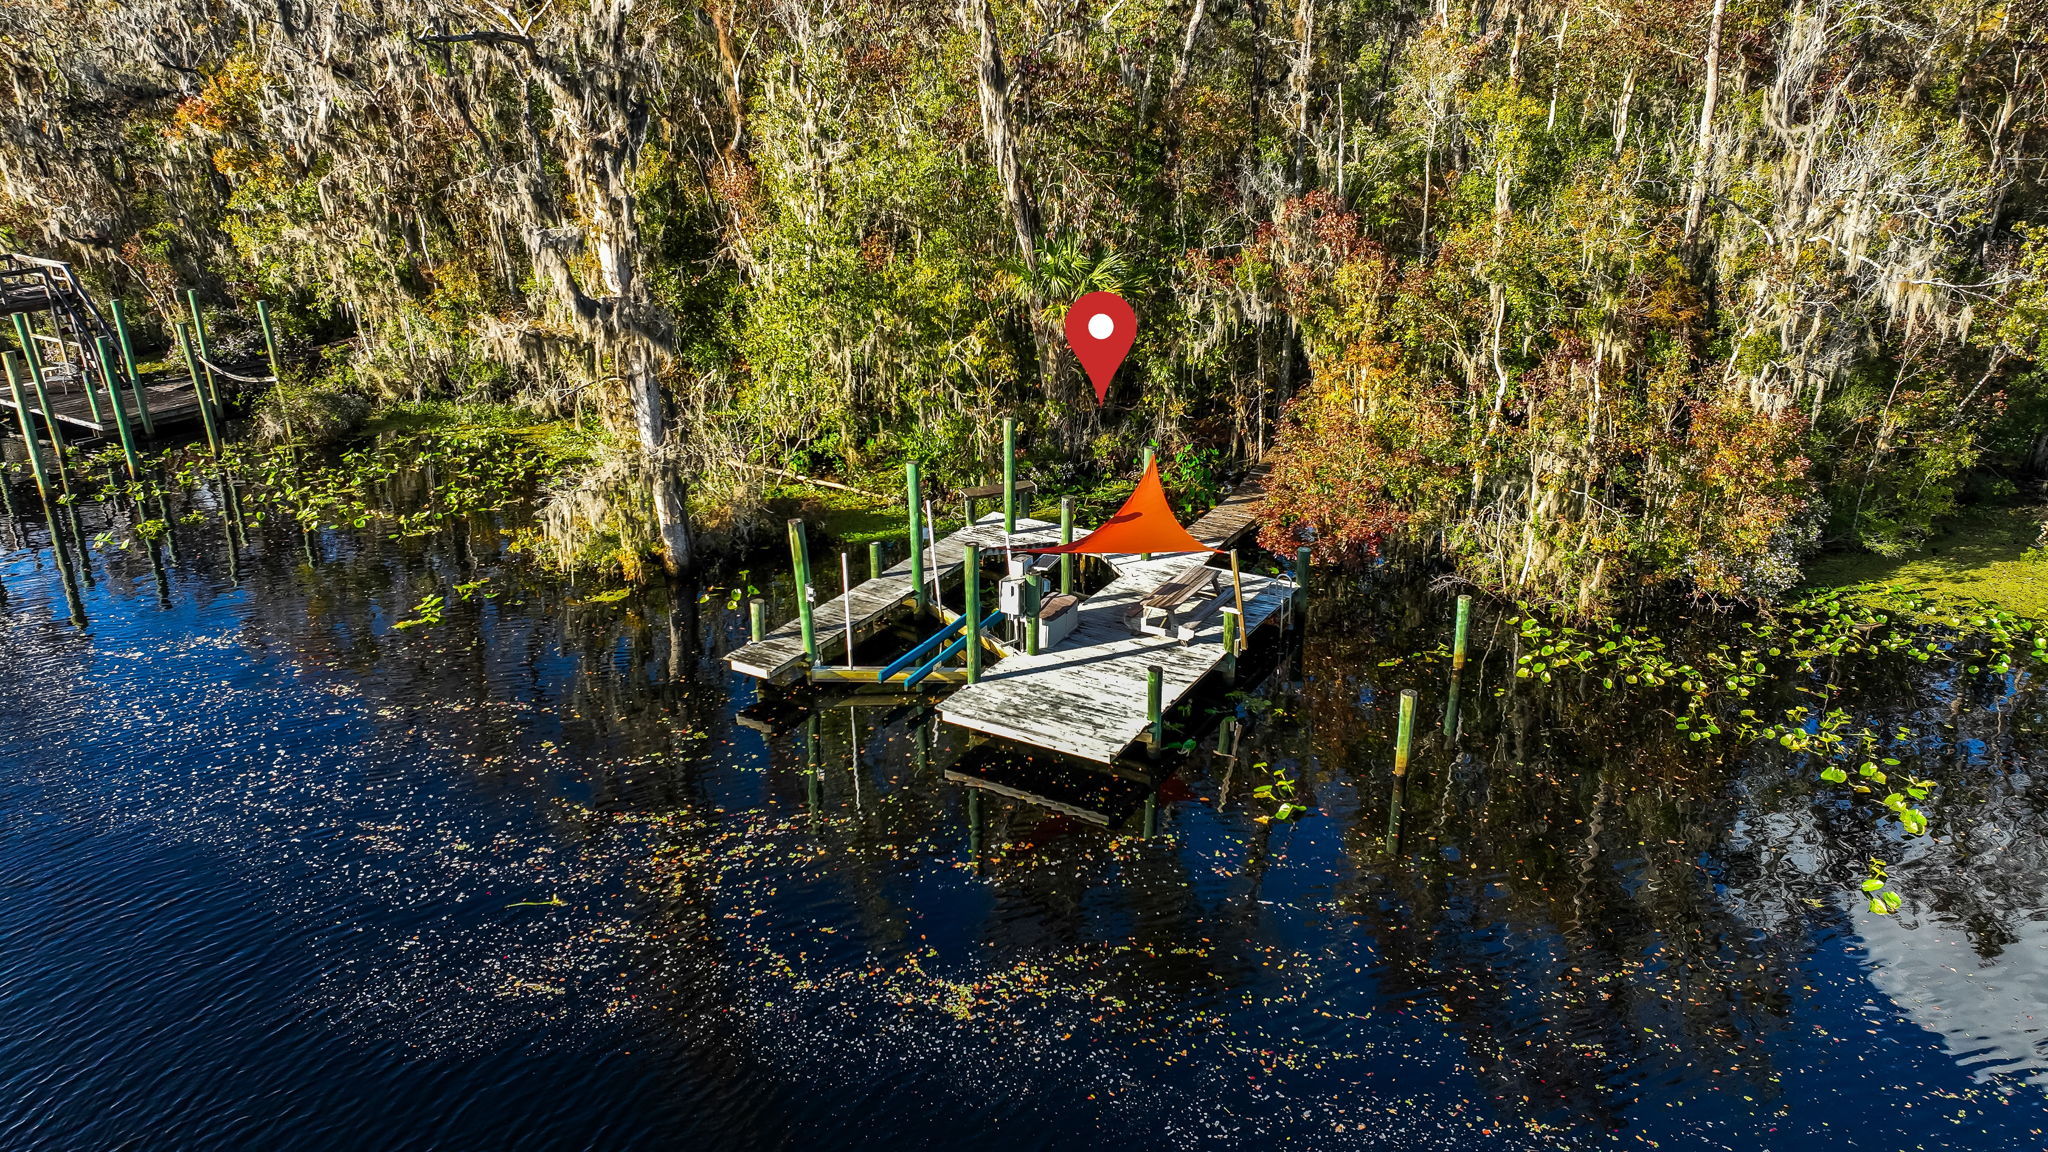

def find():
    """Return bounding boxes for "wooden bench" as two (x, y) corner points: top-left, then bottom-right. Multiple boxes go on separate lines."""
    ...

(1134, 566), (1219, 638)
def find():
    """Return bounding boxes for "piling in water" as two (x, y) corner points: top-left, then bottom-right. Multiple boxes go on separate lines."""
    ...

(1147, 665), (1164, 749)
(176, 324), (223, 456)
(109, 299), (152, 437)
(184, 290), (222, 411)
(749, 597), (766, 642)
(868, 540), (882, 582)
(4, 355), (53, 504)
(788, 518), (816, 662)
(1221, 608), (1240, 684)
(1294, 545), (1311, 627)
(964, 543), (983, 683)
(906, 461), (927, 614)
(1002, 416), (1017, 532)
(1058, 496), (1074, 595)
(93, 338), (140, 479)
(11, 315), (72, 494)
(1389, 688), (1418, 848)
(1444, 594), (1471, 738)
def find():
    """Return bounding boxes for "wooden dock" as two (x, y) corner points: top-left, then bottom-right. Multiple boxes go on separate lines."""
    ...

(1188, 462), (1270, 548)
(0, 371), (208, 437)
(937, 553), (1292, 763)
(726, 457), (1288, 764)
(725, 514), (1062, 685)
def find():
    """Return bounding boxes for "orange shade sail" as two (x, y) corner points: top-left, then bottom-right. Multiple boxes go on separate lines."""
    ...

(1028, 458), (1218, 555)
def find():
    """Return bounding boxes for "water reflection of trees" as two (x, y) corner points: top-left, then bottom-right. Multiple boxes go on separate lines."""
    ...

(1288, 586), (2048, 1128)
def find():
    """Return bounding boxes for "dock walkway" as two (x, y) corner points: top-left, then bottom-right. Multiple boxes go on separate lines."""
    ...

(1, 374), (209, 437)
(938, 552), (1293, 763)
(725, 514), (1060, 685)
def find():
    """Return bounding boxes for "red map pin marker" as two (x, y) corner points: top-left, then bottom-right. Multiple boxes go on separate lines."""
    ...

(1064, 291), (1136, 405)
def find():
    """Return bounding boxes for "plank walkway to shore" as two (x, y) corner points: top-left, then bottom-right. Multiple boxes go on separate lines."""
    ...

(725, 514), (1061, 685)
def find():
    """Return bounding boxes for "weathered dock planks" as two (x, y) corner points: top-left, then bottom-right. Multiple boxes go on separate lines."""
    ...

(0, 373), (208, 436)
(724, 514), (1061, 685)
(937, 553), (1294, 763)
(1186, 462), (1271, 549)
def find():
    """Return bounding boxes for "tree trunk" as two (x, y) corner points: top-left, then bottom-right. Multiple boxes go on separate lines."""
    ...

(1682, 0), (1726, 242)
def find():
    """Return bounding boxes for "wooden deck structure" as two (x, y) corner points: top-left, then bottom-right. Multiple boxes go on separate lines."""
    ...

(725, 514), (1063, 685)
(0, 253), (211, 438)
(724, 457), (1291, 766)
(937, 554), (1292, 762)
(0, 374), (208, 437)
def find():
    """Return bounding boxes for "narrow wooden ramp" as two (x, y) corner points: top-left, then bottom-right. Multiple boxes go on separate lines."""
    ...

(938, 553), (1293, 764)
(725, 513), (1060, 685)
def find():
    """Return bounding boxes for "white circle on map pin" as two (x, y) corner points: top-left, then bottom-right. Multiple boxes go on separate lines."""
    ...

(1088, 312), (1114, 340)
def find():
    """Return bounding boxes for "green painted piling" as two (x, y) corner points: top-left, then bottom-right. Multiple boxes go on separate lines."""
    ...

(788, 518), (817, 662)
(1451, 594), (1472, 672)
(964, 543), (983, 683)
(1002, 416), (1017, 532)
(4, 355), (52, 503)
(176, 323), (222, 456)
(1389, 688), (1417, 849)
(1394, 688), (1417, 777)
(109, 299), (152, 436)
(94, 338), (141, 479)
(1147, 665), (1165, 748)
(184, 290), (221, 411)
(749, 597), (766, 642)
(869, 540), (882, 582)
(12, 319), (72, 495)
(1444, 594), (1471, 738)
(1022, 575), (1041, 656)
(1294, 545), (1311, 626)
(256, 300), (297, 452)
(906, 461), (927, 613)
(1221, 608), (1240, 684)
(1058, 496), (1074, 594)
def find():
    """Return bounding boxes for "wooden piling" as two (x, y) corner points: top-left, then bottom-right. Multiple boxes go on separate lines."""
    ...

(1002, 416), (1017, 532)
(1444, 594), (1471, 738)
(176, 323), (223, 456)
(1058, 496), (1074, 595)
(12, 319), (73, 495)
(93, 338), (141, 479)
(4, 354), (53, 503)
(906, 461), (927, 613)
(256, 300), (296, 450)
(964, 543), (983, 683)
(184, 290), (221, 411)
(1394, 688), (1417, 777)
(1451, 594), (1471, 672)
(1389, 688), (1417, 848)
(1220, 608), (1240, 684)
(839, 550), (855, 668)
(1294, 545), (1311, 625)
(106, 299), (156, 437)
(787, 518), (817, 662)
(1023, 575), (1040, 656)
(1147, 665), (1165, 748)
(868, 540), (882, 582)
(749, 596), (766, 642)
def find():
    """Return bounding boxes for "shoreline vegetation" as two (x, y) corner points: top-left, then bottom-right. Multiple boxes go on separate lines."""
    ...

(0, 0), (2043, 619)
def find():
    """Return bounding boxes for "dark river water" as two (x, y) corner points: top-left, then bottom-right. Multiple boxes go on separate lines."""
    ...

(2, 486), (2045, 1151)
